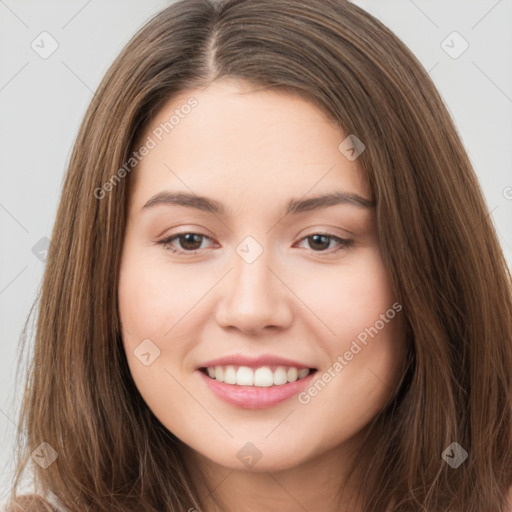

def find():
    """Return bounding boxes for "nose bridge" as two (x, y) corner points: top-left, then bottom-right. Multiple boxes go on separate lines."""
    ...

(215, 234), (292, 332)
(231, 235), (278, 306)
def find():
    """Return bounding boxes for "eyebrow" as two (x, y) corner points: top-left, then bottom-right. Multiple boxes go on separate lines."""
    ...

(142, 190), (375, 215)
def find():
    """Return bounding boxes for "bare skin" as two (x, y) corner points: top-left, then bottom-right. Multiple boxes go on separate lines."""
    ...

(118, 78), (408, 512)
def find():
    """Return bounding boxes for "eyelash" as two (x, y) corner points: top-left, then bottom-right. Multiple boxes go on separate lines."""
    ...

(157, 232), (354, 256)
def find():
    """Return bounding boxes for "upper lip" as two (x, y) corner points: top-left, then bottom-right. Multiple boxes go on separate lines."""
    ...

(197, 354), (315, 370)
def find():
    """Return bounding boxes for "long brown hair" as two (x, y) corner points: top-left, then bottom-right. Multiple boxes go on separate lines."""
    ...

(6, 0), (512, 510)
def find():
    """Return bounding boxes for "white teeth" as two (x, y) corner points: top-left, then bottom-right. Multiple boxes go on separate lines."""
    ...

(273, 366), (288, 385)
(236, 366), (254, 386)
(204, 365), (312, 386)
(287, 367), (298, 382)
(224, 365), (237, 384)
(254, 367), (274, 387)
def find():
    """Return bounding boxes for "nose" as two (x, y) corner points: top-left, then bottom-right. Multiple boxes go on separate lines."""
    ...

(215, 247), (293, 334)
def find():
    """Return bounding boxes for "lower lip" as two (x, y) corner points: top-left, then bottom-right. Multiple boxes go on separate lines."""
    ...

(198, 370), (316, 409)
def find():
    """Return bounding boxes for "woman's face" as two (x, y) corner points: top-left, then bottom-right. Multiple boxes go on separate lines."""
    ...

(118, 78), (407, 472)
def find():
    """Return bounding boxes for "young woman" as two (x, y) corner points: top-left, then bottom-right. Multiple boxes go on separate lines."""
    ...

(5, 0), (512, 511)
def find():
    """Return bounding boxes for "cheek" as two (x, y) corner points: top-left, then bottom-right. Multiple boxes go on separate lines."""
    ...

(118, 248), (199, 338)
(296, 249), (405, 423)
(297, 247), (398, 343)
(118, 249), (179, 384)
(118, 250), (197, 420)
(118, 243), (215, 378)
(334, 249), (405, 383)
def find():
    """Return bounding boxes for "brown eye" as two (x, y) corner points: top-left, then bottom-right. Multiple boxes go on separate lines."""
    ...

(307, 234), (332, 251)
(158, 232), (211, 254)
(297, 233), (353, 253)
(176, 233), (204, 251)
(157, 231), (353, 256)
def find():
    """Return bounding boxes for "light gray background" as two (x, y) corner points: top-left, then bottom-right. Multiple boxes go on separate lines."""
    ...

(1, 0), (511, 499)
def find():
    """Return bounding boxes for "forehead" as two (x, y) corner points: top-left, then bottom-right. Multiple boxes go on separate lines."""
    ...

(129, 78), (371, 211)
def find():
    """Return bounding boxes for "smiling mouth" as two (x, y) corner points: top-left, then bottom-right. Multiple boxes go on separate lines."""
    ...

(199, 365), (317, 387)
